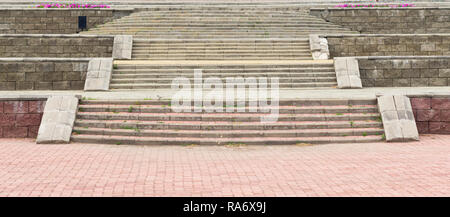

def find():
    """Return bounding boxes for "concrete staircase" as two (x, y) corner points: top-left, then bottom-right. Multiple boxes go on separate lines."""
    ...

(71, 98), (385, 145)
(71, 4), (386, 145)
(82, 6), (357, 39)
(110, 60), (338, 89)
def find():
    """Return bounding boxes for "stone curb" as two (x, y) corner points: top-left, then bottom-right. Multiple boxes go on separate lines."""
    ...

(84, 58), (114, 91)
(310, 7), (450, 11)
(309, 34), (329, 60)
(355, 56), (450, 60)
(0, 34), (115, 38)
(0, 8), (134, 11)
(112, 35), (133, 60)
(36, 95), (79, 144)
(377, 95), (419, 142)
(334, 57), (362, 89)
(318, 33), (450, 37)
(0, 95), (82, 100)
(0, 57), (93, 62)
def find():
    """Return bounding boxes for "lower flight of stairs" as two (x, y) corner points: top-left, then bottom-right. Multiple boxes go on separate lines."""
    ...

(71, 99), (385, 145)
(132, 38), (312, 60)
(110, 60), (338, 89)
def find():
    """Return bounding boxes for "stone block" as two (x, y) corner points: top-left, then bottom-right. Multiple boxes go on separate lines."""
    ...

(416, 109), (440, 122)
(84, 58), (113, 91)
(112, 35), (133, 60)
(431, 98), (450, 109)
(28, 126), (40, 138)
(378, 95), (419, 142)
(4, 101), (28, 113)
(0, 114), (15, 127)
(29, 101), (46, 113)
(383, 121), (403, 142)
(3, 127), (28, 138)
(334, 57), (362, 89)
(36, 95), (78, 144)
(416, 121), (429, 134)
(16, 114), (42, 127)
(411, 97), (431, 110)
(440, 110), (450, 122)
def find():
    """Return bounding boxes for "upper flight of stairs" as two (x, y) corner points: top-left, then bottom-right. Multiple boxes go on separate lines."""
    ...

(110, 60), (338, 90)
(71, 98), (385, 145)
(82, 6), (358, 39)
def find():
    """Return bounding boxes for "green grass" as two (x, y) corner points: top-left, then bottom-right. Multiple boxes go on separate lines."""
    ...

(336, 113), (343, 116)
(120, 126), (134, 130)
(362, 132), (368, 137)
(128, 106), (134, 113)
(113, 64), (118, 69)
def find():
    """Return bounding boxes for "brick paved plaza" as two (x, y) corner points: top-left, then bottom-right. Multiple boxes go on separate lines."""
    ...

(0, 135), (449, 197)
(0, 0), (449, 199)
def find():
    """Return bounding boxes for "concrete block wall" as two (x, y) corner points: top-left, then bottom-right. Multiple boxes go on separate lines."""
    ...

(410, 96), (450, 134)
(0, 58), (90, 90)
(357, 56), (450, 87)
(0, 35), (114, 58)
(0, 9), (133, 34)
(324, 34), (450, 57)
(310, 8), (450, 34)
(0, 99), (46, 138)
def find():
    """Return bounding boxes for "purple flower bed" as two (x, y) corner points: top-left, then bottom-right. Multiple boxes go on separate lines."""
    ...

(335, 4), (415, 8)
(36, 4), (111, 8)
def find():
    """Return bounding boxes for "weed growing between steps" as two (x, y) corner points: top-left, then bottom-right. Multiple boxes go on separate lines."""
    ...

(171, 69), (280, 124)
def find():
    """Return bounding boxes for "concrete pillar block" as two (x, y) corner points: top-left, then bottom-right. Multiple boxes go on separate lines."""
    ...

(36, 95), (79, 144)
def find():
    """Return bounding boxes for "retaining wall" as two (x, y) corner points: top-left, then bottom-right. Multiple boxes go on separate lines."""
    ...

(357, 56), (450, 87)
(0, 99), (46, 138)
(0, 9), (132, 34)
(410, 95), (450, 134)
(323, 34), (450, 57)
(310, 7), (450, 34)
(0, 58), (90, 90)
(0, 34), (114, 57)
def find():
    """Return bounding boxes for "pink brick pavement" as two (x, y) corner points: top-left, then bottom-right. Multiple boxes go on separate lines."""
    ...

(0, 135), (449, 197)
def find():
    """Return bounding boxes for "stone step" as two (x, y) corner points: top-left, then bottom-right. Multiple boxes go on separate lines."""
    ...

(76, 112), (380, 122)
(111, 72), (337, 78)
(112, 67), (334, 73)
(108, 82), (338, 89)
(114, 64), (334, 70)
(73, 127), (384, 138)
(79, 99), (376, 106)
(129, 56), (313, 60)
(70, 134), (384, 145)
(109, 77), (337, 84)
(78, 104), (378, 114)
(98, 23), (344, 28)
(132, 45), (311, 49)
(74, 119), (382, 131)
(131, 49), (312, 53)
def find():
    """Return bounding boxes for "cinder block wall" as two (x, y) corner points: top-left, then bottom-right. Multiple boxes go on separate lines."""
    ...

(410, 96), (450, 134)
(0, 58), (90, 90)
(358, 57), (450, 87)
(310, 8), (450, 34)
(0, 35), (114, 57)
(0, 9), (132, 34)
(325, 34), (450, 57)
(0, 100), (46, 138)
